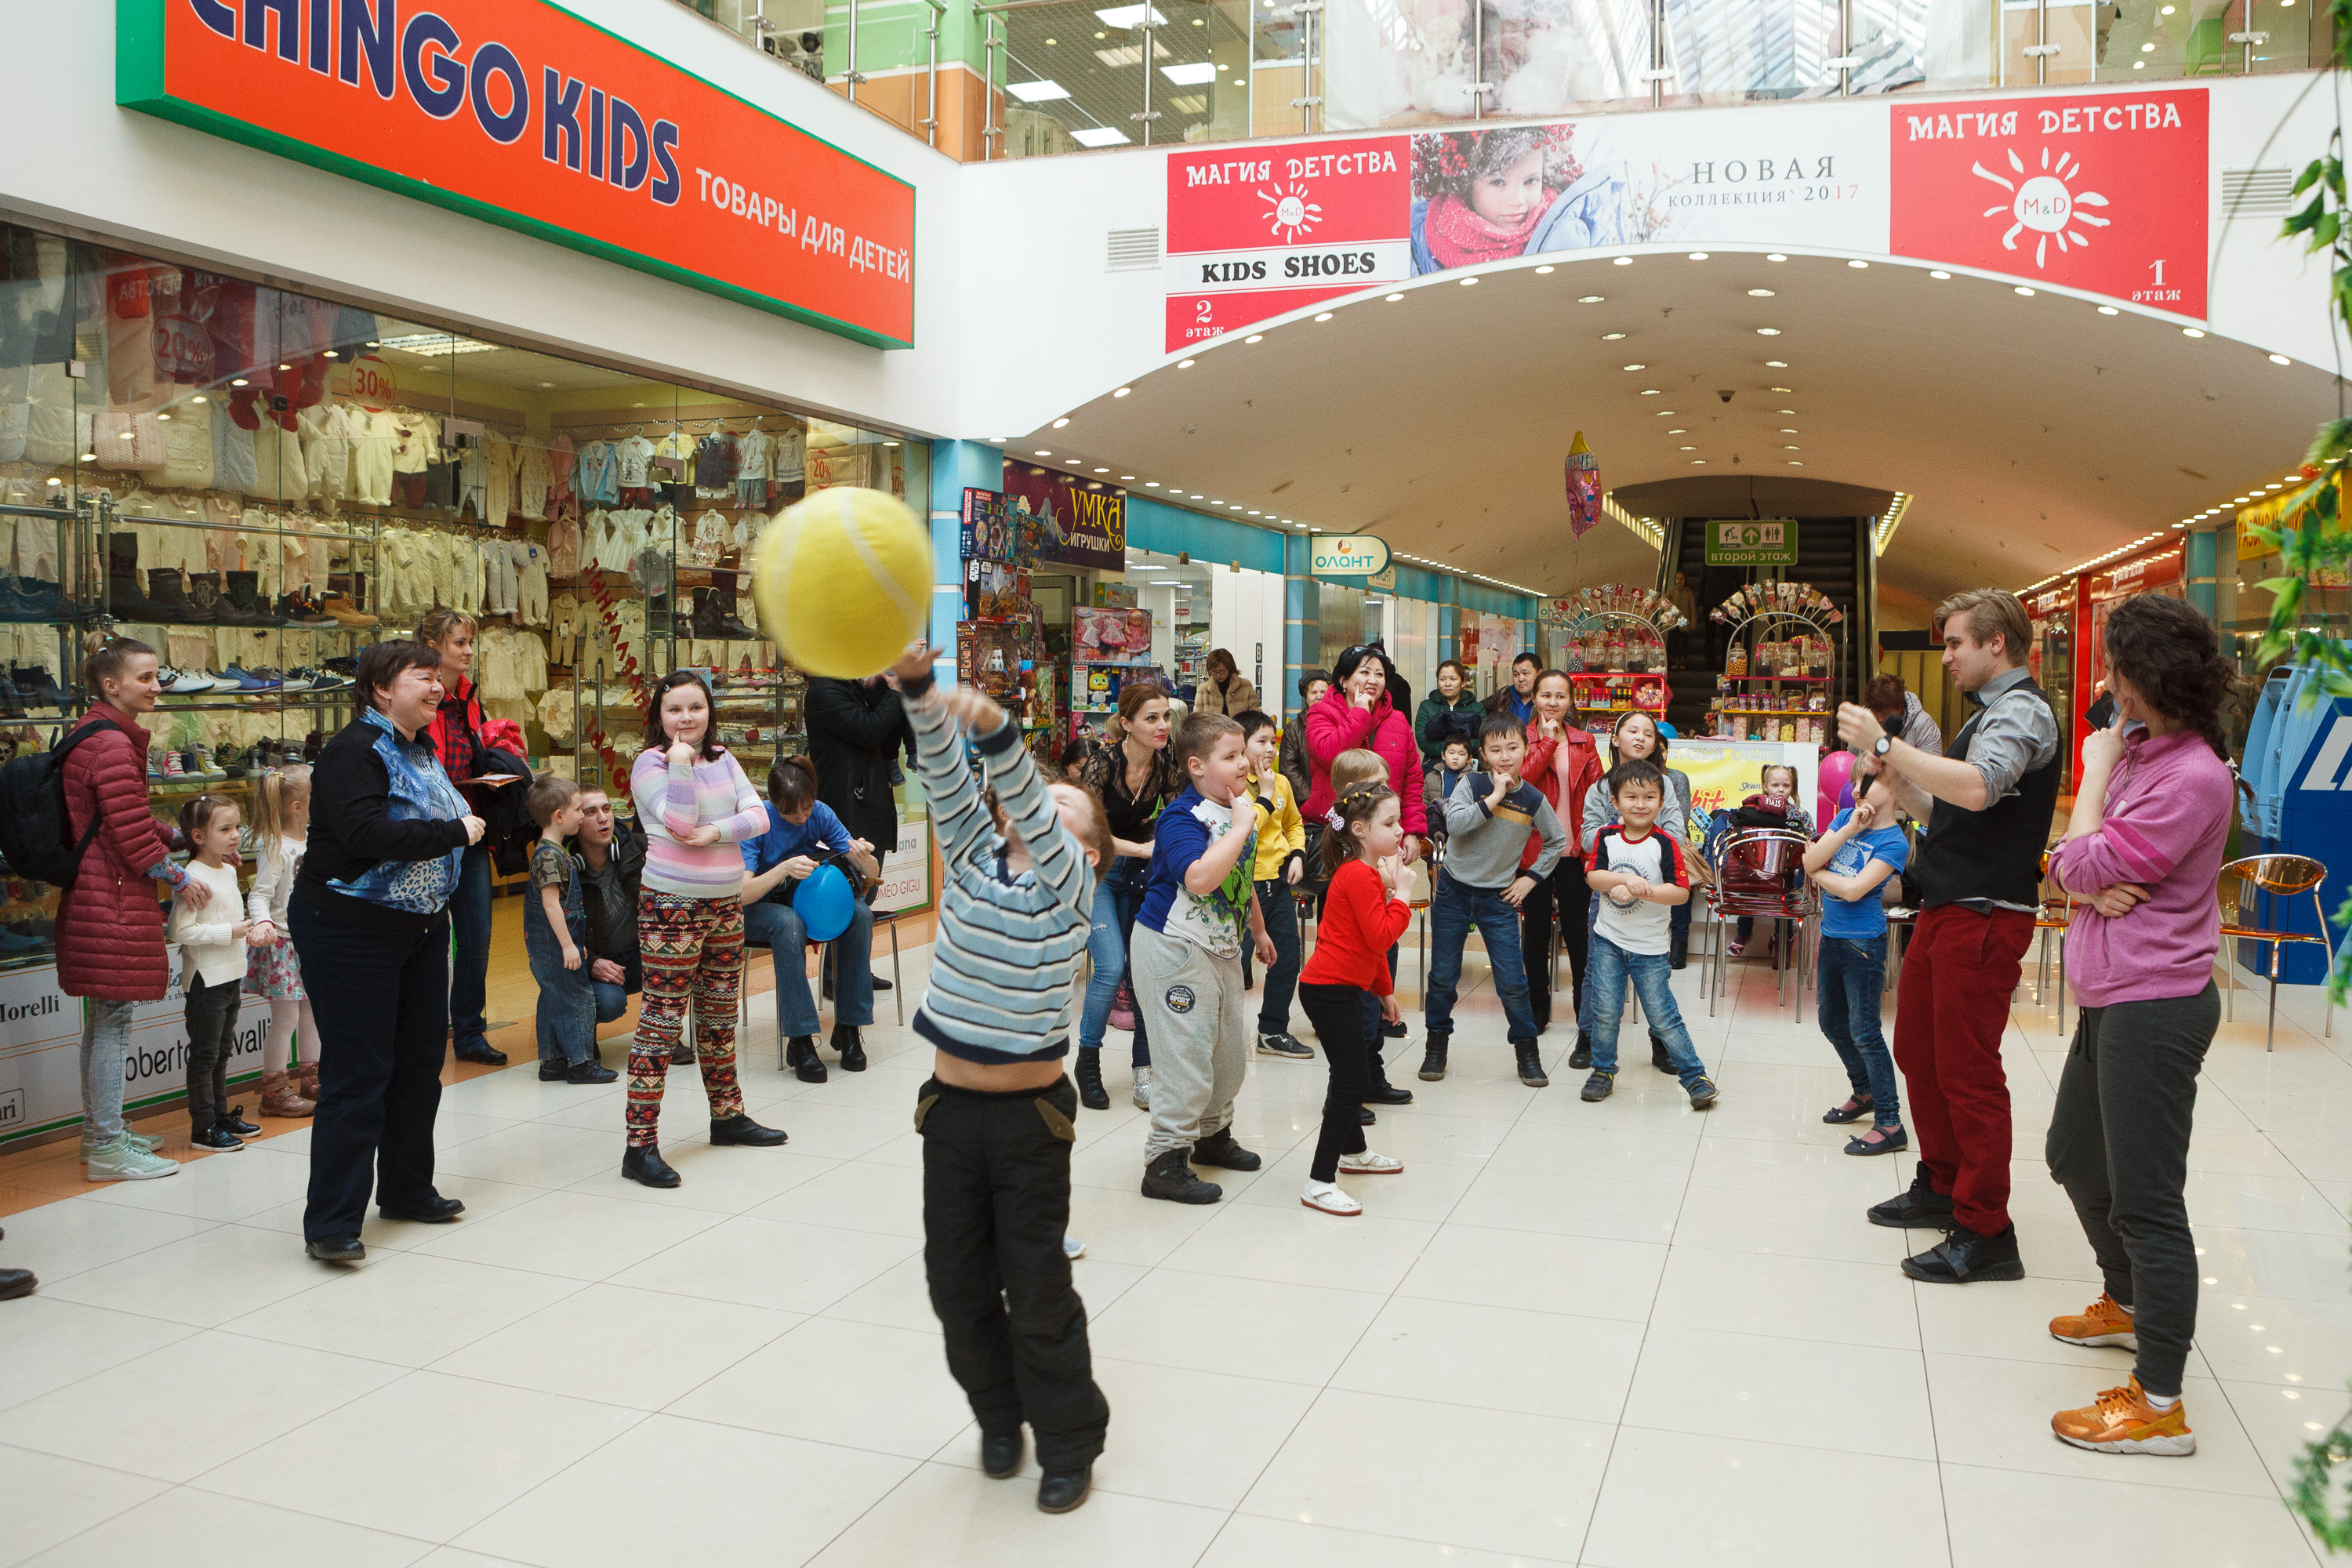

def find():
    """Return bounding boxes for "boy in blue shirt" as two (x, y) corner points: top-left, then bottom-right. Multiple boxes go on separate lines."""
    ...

(740, 757), (879, 1083)
(1802, 774), (1910, 1155)
(1133, 712), (1278, 1205)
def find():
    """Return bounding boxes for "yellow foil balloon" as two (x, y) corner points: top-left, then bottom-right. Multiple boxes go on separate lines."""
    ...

(751, 486), (932, 678)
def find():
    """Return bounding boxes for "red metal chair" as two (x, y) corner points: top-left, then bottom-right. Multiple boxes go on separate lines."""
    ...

(1707, 826), (1815, 1017)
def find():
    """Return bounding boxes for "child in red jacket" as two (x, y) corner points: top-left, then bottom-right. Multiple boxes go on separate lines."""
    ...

(1295, 782), (1415, 1216)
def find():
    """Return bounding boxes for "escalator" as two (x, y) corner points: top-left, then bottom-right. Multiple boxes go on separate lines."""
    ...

(1656, 514), (1875, 739)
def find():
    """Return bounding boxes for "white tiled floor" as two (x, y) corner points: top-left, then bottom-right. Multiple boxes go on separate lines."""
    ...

(2, 932), (2347, 1567)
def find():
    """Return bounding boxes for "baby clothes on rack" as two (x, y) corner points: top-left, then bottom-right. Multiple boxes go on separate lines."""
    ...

(517, 542), (550, 626)
(773, 423), (806, 485)
(487, 538), (523, 615)
(147, 398), (215, 491)
(652, 430), (696, 486)
(536, 686), (573, 742)
(452, 430), (488, 521)
(212, 403), (257, 495)
(690, 510), (728, 567)
(575, 439), (619, 507)
(547, 514), (581, 579)
(692, 432), (739, 500)
(485, 430), (516, 529)
(546, 430), (576, 517)
(615, 434), (656, 492)
(734, 427), (771, 508)
(299, 403), (356, 503)
(517, 436), (552, 521)
(391, 409), (440, 473)
(548, 592), (581, 665)
(351, 407), (398, 506)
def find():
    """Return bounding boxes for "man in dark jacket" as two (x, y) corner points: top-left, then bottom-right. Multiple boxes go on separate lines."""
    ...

(570, 788), (645, 1043)
(1279, 668), (1329, 808)
(1483, 652), (1540, 725)
(807, 673), (913, 866)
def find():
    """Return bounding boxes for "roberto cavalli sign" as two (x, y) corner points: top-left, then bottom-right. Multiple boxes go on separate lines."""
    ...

(117, 0), (917, 348)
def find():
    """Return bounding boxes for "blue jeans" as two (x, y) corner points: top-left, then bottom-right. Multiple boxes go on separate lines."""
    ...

(1080, 858), (1151, 1067)
(447, 843), (493, 1051)
(1425, 873), (1541, 1044)
(593, 951), (642, 1026)
(1585, 930), (1710, 1090)
(81, 996), (133, 1143)
(523, 880), (595, 1067)
(1254, 877), (1301, 1033)
(743, 895), (875, 1036)
(1818, 933), (1899, 1125)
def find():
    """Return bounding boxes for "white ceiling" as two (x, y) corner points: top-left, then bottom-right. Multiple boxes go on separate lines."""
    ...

(1012, 250), (2345, 608)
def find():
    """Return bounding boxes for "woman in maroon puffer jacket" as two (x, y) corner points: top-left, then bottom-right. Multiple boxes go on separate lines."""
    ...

(60, 632), (205, 1181)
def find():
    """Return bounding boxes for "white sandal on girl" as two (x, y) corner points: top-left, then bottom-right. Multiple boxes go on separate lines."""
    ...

(1338, 1149), (1403, 1175)
(1301, 1179), (1362, 1216)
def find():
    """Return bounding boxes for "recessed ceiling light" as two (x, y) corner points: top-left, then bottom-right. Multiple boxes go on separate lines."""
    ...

(2270, 353), (2292, 364)
(1770, 386), (1793, 392)
(1245, 333), (1264, 343)
(537, 380), (554, 388)
(1121, 474), (1134, 480)
(1534, 265), (1555, 274)
(1690, 459), (1706, 464)
(1385, 293), (1404, 303)
(1689, 252), (1709, 260)
(1189, 493), (1203, 499)
(1052, 417), (1070, 428)
(322, 350), (338, 358)
(1094, 466), (1109, 473)
(231, 377), (249, 386)
(1787, 460), (1803, 466)
(1767, 253), (1788, 262)
(1655, 409), (1676, 416)
(1459, 276), (1478, 285)
(1766, 361), (1788, 368)
(1579, 295), (1605, 303)
(1783, 445), (1800, 451)
(1679, 445), (1697, 451)
(2098, 305), (2120, 315)
(1780, 427), (1798, 434)
(1777, 408), (1796, 414)
(1314, 312), (1334, 321)
(1113, 387), (1131, 397)
(1613, 256), (1633, 267)
(1177, 358), (1196, 368)
(1667, 428), (1686, 434)
(1035, 449), (1051, 456)
(1622, 363), (1646, 371)
(1640, 388), (1661, 395)
(1145, 481), (1160, 487)
(1756, 327), (1781, 336)
(1602, 332), (1627, 340)
(1747, 289), (1774, 297)
(1929, 270), (1952, 280)
(1848, 260), (1869, 269)
(2015, 285), (2036, 296)
(2183, 327), (2205, 338)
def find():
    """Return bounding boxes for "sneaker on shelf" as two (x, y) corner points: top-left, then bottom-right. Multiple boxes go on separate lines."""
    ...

(2049, 1292), (2138, 1350)
(158, 666), (216, 695)
(2052, 1377), (2194, 1456)
(161, 750), (185, 781)
(1300, 1179), (1362, 1217)
(306, 666), (350, 691)
(238, 666), (285, 691)
(194, 746), (226, 780)
(278, 668), (315, 691)
(1336, 1149), (1403, 1175)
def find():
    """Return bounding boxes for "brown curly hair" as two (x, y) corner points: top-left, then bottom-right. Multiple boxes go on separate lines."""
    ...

(2100, 593), (2235, 760)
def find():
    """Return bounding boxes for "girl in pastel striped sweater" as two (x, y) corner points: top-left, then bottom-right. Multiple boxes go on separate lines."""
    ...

(621, 671), (788, 1189)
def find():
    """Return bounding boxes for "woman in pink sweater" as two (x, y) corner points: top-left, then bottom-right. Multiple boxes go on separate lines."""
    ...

(1302, 644), (1428, 855)
(622, 671), (787, 1189)
(2042, 593), (2238, 1458)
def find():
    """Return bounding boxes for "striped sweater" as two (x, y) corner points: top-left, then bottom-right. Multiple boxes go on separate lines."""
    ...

(630, 747), (769, 898)
(909, 694), (1094, 1063)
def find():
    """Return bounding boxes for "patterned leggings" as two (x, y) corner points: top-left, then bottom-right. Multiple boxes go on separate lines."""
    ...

(626, 891), (746, 1147)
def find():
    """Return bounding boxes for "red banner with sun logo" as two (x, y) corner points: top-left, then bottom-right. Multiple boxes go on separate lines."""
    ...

(1888, 89), (2206, 319)
(1163, 137), (1412, 353)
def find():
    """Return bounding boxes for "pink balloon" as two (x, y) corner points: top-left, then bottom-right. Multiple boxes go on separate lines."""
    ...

(1817, 750), (1855, 825)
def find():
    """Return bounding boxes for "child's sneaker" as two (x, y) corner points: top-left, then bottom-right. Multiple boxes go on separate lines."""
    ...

(1580, 1070), (1615, 1102)
(1514, 1042), (1548, 1087)
(79, 1127), (162, 1160)
(1301, 1179), (1362, 1217)
(2052, 1377), (2194, 1455)
(85, 1138), (180, 1181)
(1338, 1149), (1403, 1175)
(1687, 1076), (1719, 1110)
(1131, 1065), (1152, 1112)
(190, 1125), (244, 1152)
(1255, 1031), (1313, 1059)
(2049, 1292), (2138, 1350)
(1062, 1236), (1086, 1261)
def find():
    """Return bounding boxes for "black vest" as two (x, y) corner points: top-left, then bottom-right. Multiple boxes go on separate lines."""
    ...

(1910, 676), (2062, 910)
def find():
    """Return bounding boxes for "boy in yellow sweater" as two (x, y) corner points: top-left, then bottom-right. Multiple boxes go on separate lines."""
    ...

(1238, 711), (1312, 1058)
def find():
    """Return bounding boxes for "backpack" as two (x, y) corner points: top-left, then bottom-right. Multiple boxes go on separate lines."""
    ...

(0, 724), (108, 889)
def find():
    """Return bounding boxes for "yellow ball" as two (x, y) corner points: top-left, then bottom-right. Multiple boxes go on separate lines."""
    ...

(752, 486), (932, 678)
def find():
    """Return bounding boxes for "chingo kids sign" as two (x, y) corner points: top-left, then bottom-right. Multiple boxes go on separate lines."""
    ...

(1310, 535), (1392, 575)
(117, 0), (916, 348)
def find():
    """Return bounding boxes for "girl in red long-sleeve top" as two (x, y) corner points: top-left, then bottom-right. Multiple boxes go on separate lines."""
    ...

(1295, 783), (1417, 1216)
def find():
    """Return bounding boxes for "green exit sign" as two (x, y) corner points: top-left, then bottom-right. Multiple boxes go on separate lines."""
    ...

(1704, 518), (1799, 567)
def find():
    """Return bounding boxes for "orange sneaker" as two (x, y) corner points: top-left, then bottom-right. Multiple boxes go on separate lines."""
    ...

(2049, 1291), (2137, 1349)
(2052, 1377), (2194, 1456)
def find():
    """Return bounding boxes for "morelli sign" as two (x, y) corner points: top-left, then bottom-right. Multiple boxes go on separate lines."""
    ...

(117, 0), (917, 347)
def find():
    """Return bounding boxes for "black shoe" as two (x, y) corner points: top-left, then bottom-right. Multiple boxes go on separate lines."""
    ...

(1192, 1128), (1261, 1171)
(191, 1125), (243, 1152)
(670, 1044), (696, 1067)
(1140, 1148), (1221, 1203)
(1568, 1036), (1592, 1071)
(1364, 1084), (1414, 1105)
(1381, 1019), (1407, 1039)
(1822, 1096), (1875, 1125)
(379, 1195), (466, 1223)
(1417, 1037), (1449, 1080)
(1073, 1047), (1109, 1111)
(1650, 1033), (1674, 1073)
(831, 1024), (867, 1072)
(1580, 1070), (1615, 1102)
(871, 976), (893, 992)
(453, 1042), (507, 1066)
(785, 1036), (827, 1083)
(539, 1059), (569, 1081)
(622, 1143), (681, 1187)
(1515, 1042), (1548, 1087)
(0, 1266), (35, 1300)
(1669, 935), (1688, 970)
(566, 1061), (618, 1084)
(305, 1236), (365, 1263)
(1255, 1031), (1314, 1059)
(220, 1107), (261, 1137)
(1845, 1125), (1907, 1156)
(1358, 1106), (1377, 1125)
(1867, 1167), (1955, 1229)
(982, 1428), (1023, 1479)
(1900, 1222), (2024, 1284)
(1036, 1465), (1091, 1514)
(710, 1113), (787, 1147)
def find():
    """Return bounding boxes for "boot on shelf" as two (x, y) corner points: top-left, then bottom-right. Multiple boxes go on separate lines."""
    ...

(147, 568), (201, 623)
(188, 573), (256, 626)
(108, 534), (155, 618)
(225, 572), (282, 626)
(688, 587), (727, 640)
(708, 580), (757, 640)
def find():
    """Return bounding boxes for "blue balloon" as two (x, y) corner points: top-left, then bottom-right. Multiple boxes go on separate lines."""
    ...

(797, 863), (858, 943)
(1656, 720), (1679, 739)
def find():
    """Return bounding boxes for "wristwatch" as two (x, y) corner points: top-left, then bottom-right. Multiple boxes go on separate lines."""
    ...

(1872, 734), (1895, 758)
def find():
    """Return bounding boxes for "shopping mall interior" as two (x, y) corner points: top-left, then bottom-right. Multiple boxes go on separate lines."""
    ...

(1, 0), (2349, 1563)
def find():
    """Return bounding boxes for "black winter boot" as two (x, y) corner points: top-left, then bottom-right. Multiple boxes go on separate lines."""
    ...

(710, 580), (757, 639)
(147, 568), (200, 622)
(1074, 1047), (1110, 1110)
(829, 1022), (867, 1072)
(784, 1035), (826, 1083)
(1191, 1128), (1261, 1171)
(1140, 1148), (1221, 1203)
(108, 533), (154, 617)
(189, 572), (255, 625)
(622, 1143), (681, 1188)
(225, 570), (281, 625)
(1515, 1042), (1549, 1087)
(1417, 1036), (1449, 1080)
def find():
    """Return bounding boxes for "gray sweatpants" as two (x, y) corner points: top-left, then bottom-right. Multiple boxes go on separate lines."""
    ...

(2044, 982), (2220, 1398)
(1133, 925), (1250, 1162)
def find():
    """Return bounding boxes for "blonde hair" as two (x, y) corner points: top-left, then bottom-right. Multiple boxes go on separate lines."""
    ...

(1330, 747), (1388, 793)
(416, 607), (479, 649)
(1759, 763), (1798, 793)
(252, 765), (312, 858)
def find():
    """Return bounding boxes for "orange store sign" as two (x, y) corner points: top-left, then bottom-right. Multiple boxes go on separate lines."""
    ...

(116, 0), (916, 348)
